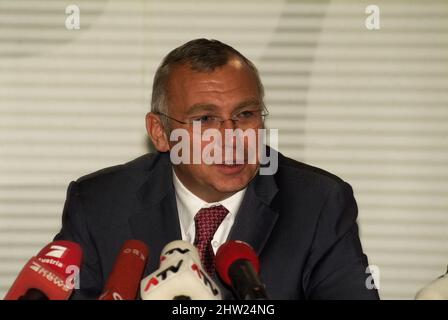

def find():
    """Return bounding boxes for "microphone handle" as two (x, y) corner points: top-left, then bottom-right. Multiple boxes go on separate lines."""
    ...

(18, 288), (49, 300)
(228, 259), (269, 300)
(173, 295), (192, 300)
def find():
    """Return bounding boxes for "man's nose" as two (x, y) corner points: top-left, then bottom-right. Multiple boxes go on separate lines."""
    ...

(218, 119), (238, 150)
(220, 118), (237, 131)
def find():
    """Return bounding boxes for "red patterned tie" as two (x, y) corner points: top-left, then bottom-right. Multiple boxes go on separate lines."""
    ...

(193, 205), (229, 275)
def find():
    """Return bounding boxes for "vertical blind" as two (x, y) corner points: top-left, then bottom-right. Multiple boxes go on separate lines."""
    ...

(0, 0), (447, 299)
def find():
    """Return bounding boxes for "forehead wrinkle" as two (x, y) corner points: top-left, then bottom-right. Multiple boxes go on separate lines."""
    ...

(235, 97), (262, 109)
(186, 103), (219, 115)
(186, 97), (261, 116)
(194, 83), (240, 95)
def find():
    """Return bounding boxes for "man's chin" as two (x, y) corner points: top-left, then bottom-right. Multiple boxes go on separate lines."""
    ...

(210, 172), (256, 194)
(212, 184), (247, 196)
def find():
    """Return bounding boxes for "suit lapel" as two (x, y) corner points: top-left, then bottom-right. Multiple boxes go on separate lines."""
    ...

(128, 153), (182, 274)
(227, 172), (279, 256)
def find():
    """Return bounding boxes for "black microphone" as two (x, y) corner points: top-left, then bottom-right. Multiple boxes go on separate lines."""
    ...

(215, 240), (269, 300)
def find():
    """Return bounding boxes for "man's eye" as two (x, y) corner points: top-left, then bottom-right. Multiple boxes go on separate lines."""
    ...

(193, 115), (215, 123)
(237, 111), (255, 119)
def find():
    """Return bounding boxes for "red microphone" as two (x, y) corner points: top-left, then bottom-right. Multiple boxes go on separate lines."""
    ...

(4, 241), (83, 300)
(215, 240), (269, 300)
(98, 240), (149, 300)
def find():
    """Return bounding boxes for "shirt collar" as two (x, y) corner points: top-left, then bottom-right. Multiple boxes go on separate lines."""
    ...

(172, 169), (246, 236)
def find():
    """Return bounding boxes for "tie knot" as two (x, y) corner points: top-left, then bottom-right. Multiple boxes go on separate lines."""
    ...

(194, 205), (229, 241)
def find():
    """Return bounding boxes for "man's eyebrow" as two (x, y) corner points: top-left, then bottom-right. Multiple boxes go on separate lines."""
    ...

(234, 98), (263, 111)
(186, 104), (218, 115)
(186, 98), (262, 115)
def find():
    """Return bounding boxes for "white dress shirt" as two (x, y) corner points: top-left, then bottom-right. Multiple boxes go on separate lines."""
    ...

(172, 170), (246, 254)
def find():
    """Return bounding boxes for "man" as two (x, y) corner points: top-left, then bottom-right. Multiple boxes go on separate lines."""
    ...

(54, 39), (379, 300)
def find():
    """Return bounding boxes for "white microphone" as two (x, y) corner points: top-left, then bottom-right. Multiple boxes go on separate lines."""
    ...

(415, 267), (448, 300)
(140, 240), (222, 300)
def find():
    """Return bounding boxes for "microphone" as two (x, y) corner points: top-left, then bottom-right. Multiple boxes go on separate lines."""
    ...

(4, 240), (83, 300)
(215, 240), (269, 300)
(415, 266), (448, 299)
(98, 240), (149, 300)
(140, 240), (222, 300)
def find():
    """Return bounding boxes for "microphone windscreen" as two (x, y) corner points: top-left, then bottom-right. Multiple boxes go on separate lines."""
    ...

(160, 240), (201, 266)
(415, 272), (448, 300)
(140, 240), (222, 300)
(36, 240), (83, 275)
(4, 241), (83, 300)
(98, 239), (149, 300)
(215, 240), (260, 286)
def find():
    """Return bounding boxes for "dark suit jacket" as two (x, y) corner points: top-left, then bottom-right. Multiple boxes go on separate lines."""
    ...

(54, 149), (379, 300)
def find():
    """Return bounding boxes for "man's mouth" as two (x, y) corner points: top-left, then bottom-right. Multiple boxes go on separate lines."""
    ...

(219, 160), (246, 166)
(214, 163), (245, 173)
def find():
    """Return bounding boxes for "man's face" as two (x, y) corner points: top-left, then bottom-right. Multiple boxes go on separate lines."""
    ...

(164, 58), (264, 202)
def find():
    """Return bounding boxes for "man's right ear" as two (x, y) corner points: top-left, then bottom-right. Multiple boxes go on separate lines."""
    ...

(145, 112), (170, 152)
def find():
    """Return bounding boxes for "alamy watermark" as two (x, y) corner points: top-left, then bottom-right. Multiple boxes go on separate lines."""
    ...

(366, 265), (381, 290)
(168, 122), (278, 175)
(65, 5), (80, 30)
(365, 5), (380, 30)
